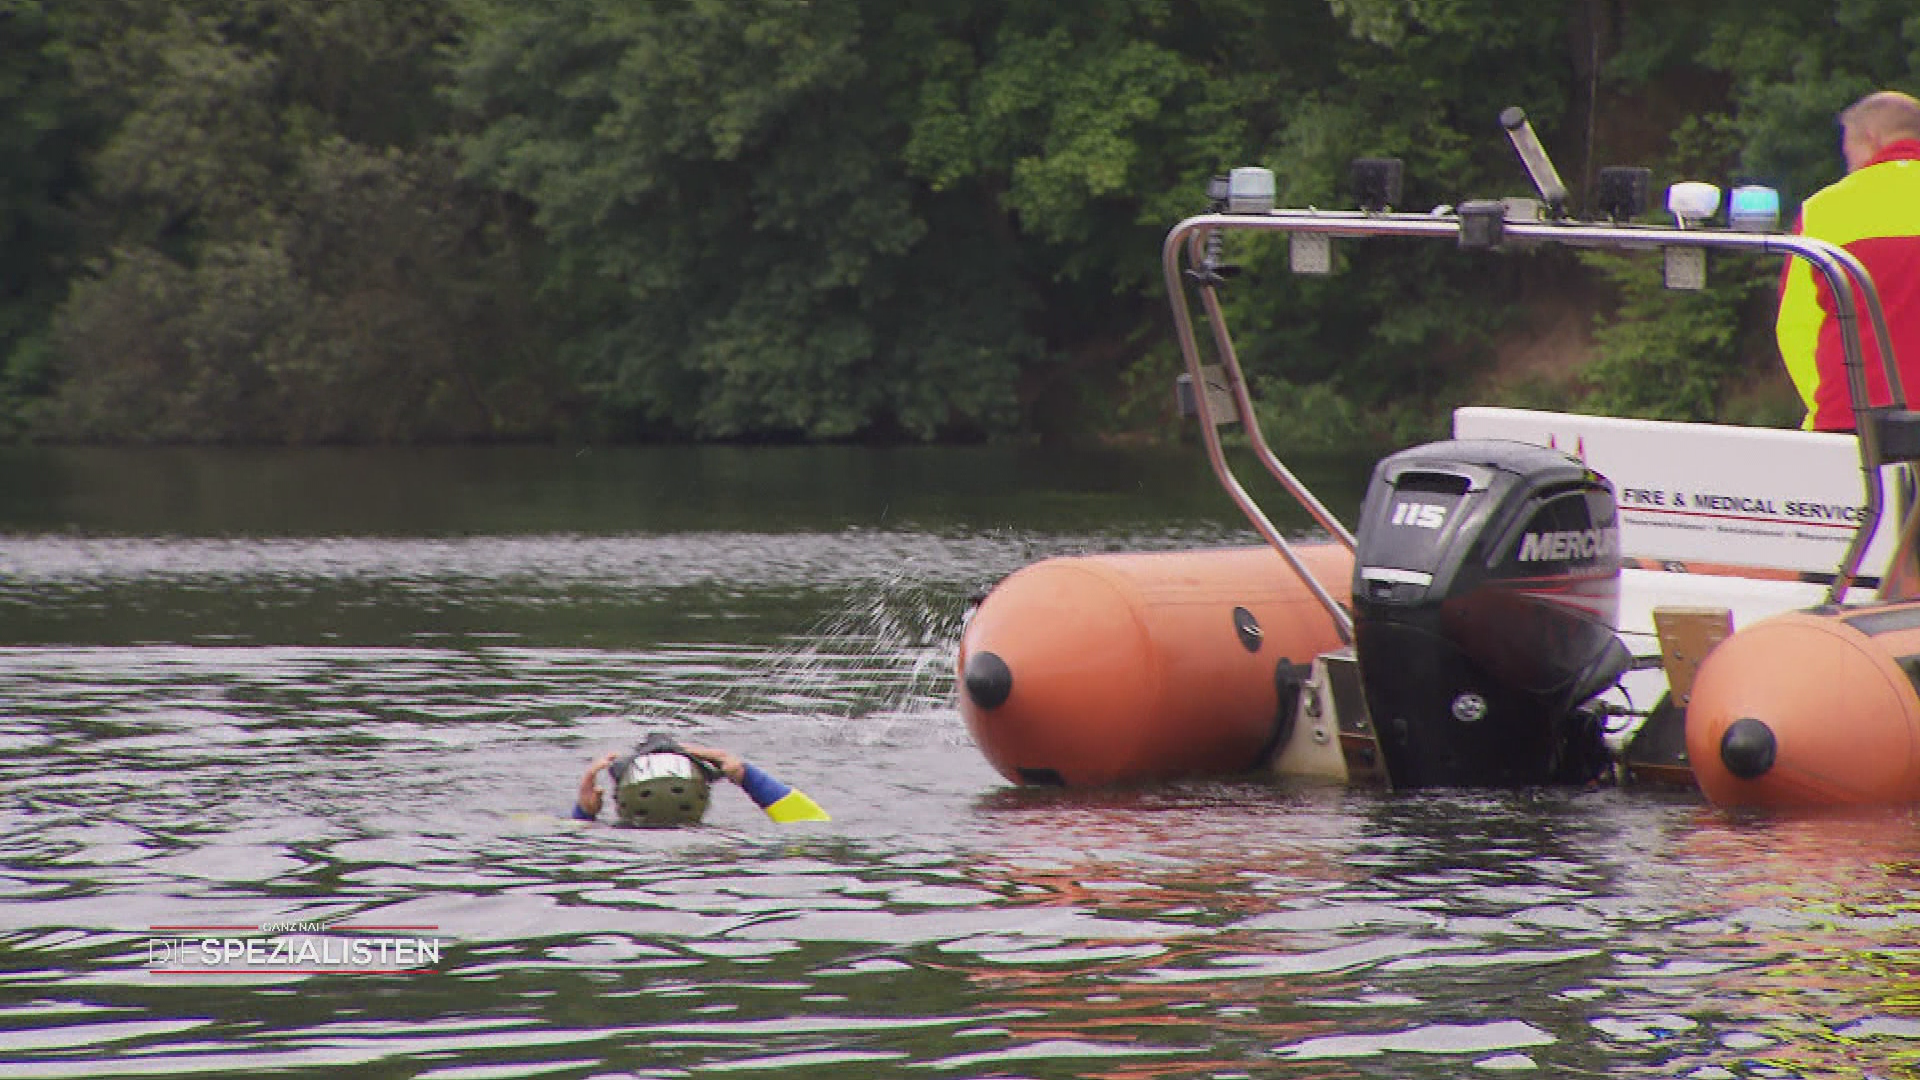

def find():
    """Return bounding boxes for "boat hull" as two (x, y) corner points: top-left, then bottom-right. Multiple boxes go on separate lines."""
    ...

(958, 544), (1354, 787)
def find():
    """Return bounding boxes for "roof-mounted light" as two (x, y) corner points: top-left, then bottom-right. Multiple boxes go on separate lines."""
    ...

(1226, 167), (1275, 213)
(1728, 184), (1780, 232)
(1349, 158), (1404, 212)
(1667, 181), (1722, 228)
(1594, 167), (1650, 222)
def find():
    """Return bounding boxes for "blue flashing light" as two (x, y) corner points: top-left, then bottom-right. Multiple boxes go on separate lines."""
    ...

(1729, 185), (1780, 232)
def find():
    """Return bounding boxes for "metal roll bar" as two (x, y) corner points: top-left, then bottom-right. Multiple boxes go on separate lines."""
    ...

(1163, 206), (1904, 617)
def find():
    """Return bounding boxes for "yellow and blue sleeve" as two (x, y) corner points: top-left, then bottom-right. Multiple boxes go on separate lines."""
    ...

(738, 764), (831, 823)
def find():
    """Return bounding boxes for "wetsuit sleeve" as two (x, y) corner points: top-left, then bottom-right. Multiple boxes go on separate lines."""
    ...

(737, 763), (792, 809)
(736, 764), (832, 822)
(570, 802), (597, 821)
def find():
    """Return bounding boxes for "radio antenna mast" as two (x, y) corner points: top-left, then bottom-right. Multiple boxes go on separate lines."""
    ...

(1500, 106), (1568, 217)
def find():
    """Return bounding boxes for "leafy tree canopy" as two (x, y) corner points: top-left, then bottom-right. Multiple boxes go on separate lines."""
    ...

(2, 0), (1914, 445)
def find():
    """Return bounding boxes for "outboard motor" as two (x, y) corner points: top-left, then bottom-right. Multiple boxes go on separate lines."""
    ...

(1351, 440), (1631, 787)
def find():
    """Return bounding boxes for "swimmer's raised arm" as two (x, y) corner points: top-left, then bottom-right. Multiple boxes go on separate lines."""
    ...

(574, 750), (620, 820)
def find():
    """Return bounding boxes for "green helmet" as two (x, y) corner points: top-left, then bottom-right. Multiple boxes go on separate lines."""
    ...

(609, 737), (713, 827)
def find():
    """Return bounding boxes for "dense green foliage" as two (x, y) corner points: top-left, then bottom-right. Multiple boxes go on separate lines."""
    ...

(0, 0), (1914, 445)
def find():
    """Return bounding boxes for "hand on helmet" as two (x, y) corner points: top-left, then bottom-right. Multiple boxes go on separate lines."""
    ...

(676, 742), (745, 784)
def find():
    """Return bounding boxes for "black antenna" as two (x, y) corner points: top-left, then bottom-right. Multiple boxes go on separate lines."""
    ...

(1499, 106), (1568, 216)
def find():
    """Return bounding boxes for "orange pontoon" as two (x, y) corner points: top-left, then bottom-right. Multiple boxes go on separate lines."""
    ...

(958, 545), (1353, 787)
(1687, 603), (1920, 806)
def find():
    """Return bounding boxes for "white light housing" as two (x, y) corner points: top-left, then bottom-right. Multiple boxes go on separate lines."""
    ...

(1227, 167), (1276, 213)
(1728, 185), (1780, 232)
(1666, 181), (1722, 226)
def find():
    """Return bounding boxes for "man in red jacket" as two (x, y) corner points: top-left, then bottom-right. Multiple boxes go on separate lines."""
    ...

(1777, 90), (1920, 433)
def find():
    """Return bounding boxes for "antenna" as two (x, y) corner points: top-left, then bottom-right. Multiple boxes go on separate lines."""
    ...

(1499, 107), (1568, 216)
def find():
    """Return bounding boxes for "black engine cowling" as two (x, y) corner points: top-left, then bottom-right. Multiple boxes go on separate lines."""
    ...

(1351, 439), (1630, 788)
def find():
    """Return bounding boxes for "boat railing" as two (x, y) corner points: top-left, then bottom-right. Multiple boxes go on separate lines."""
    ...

(1164, 161), (1907, 623)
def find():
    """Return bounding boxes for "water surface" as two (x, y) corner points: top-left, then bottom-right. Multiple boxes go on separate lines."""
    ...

(1, 445), (1916, 1078)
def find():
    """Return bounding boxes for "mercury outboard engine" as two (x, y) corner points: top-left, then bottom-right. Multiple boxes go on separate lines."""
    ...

(1351, 440), (1631, 787)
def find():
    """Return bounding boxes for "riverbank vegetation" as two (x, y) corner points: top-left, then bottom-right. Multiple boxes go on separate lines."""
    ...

(1, 0), (1914, 447)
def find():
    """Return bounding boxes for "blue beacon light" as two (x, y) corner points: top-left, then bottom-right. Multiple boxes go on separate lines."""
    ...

(1728, 185), (1780, 232)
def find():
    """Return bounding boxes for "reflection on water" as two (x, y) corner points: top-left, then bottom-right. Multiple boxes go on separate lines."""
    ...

(2, 447), (1919, 1077)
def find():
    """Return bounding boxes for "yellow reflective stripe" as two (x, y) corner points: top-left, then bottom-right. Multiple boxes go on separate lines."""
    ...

(1776, 251), (1825, 429)
(1802, 161), (1920, 244)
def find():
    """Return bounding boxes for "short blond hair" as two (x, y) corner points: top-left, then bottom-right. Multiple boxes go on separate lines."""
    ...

(1840, 90), (1920, 143)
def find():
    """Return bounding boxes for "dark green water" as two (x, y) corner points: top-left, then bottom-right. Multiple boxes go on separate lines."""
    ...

(2, 445), (1917, 1078)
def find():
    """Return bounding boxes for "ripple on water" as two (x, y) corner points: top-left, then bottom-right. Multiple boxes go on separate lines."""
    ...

(5, 528), (1920, 1077)
(1273, 1019), (1557, 1061)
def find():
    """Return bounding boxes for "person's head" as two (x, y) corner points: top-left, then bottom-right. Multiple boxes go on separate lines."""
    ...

(609, 735), (716, 827)
(1839, 90), (1920, 172)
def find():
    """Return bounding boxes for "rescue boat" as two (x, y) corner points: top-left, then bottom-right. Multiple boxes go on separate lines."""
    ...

(957, 107), (1920, 807)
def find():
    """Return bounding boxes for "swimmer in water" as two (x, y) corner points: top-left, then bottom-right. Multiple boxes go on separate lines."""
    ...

(572, 734), (829, 826)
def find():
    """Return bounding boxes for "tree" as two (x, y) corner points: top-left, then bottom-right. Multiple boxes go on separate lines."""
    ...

(42, 0), (555, 443)
(0, 0), (96, 436)
(20, 0), (1918, 446)
(1569, 0), (1920, 428)
(452, 0), (1038, 441)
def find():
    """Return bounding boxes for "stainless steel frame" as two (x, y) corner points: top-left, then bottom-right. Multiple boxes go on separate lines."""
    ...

(1162, 206), (1904, 618)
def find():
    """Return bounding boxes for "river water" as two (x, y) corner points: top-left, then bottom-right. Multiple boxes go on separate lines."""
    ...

(1, 444), (1916, 1078)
